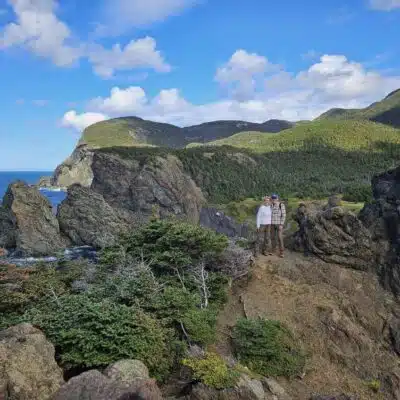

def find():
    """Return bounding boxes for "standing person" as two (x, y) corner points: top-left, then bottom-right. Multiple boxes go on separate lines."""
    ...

(271, 193), (286, 258)
(255, 196), (272, 256)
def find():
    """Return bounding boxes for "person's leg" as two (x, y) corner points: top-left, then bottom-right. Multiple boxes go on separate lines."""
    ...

(255, 226), (264, 256)
(271, 225), (276, 252)
(265, 225), (272, 254)
(261, 225), (268, 255)
(278, 225), (284, 257)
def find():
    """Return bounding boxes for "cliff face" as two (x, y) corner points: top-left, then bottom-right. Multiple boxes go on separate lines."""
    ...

(52, 145), (94, 188)
(90, 150), (205, 225)
(360, 166), (400, 297)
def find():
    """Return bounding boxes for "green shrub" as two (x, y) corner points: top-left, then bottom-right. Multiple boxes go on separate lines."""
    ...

(342, 185), (372, 203)
(182, 352), (239, 389)
(181, 308), (217, 345)
(23, 295), (173, 379)
(0, 263), (85, 315)
(119, 219), (228, 272)
(232, 318), (305, 378)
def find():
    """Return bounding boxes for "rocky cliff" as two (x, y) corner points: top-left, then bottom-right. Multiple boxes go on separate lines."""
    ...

(360, 165), (400, 297)
(52, 144), (94, 188)
(90, 150), (205, 225)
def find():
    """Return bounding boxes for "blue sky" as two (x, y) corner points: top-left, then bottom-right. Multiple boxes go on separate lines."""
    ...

(0, 0), (400, 170)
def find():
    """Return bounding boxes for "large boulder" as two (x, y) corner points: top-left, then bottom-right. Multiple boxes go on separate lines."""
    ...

(359, 165), (400, 296)
(0, 323), (64, 400)
(52, 367), (163, 400)
(1, 181), (65, 256)
(91, 150), (205, 225)
(104, 359), (149, 383)
(57, 184), (128, 248)
(292, 201), (375, 270)
(52, 144), (94, 188)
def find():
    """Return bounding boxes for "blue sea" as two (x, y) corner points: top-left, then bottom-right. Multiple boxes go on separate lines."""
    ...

(0, 171), (66, 208)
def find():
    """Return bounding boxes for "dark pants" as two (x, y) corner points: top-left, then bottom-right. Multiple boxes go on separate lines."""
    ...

(256, 225), (271, 255)
(271, 225), (284, 252)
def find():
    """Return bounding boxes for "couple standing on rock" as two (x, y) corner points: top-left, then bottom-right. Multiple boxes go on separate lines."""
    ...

(255, 193), (286, 258)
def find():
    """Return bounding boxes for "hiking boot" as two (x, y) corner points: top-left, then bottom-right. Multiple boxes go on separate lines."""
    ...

(279, 250), (284, 258)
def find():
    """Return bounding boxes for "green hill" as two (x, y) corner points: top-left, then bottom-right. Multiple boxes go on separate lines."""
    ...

(100, 119), (400, 204)
(200, 120), (400, 153)
(79, 117), (293, 149)
(155, 119), (400, 203)
(79, 117), (183, 149)
(318, 88), (400, 128)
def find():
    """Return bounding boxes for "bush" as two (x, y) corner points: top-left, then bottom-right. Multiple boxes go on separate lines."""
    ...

(182, 352), (239, 389)
(342, 185), (372, 203)
(232, 318), (305, 378)
(23, 295), (173, 379)
(181, 308), (217, 345)
(0, 262), (86, 315)
(118, 219), (229, 272)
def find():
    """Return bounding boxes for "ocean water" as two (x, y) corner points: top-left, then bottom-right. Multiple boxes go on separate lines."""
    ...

(0, 171), (66, 208)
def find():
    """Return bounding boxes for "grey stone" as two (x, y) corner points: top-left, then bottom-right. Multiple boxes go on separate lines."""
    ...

(1, 181), (65, 256)
(0, 323), (64, 400)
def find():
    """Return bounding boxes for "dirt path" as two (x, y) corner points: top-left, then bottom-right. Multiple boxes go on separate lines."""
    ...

(213, 251), (400, 400)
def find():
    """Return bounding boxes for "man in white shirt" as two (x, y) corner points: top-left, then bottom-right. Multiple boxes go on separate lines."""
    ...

(255, 196), (272, 256)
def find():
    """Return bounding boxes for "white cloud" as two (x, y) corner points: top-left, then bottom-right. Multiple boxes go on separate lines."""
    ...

(0, 0), (82, 66)
(369, 0), (400, 10)
(61, 52), (400, 130)
(97, 0), (199, 36)
(61, 110), (108, 131)
(88, 37), (171, 78)
(89, 86), (148, 114)
(215, 50), (278, 101)
(0, 1), (172, 79)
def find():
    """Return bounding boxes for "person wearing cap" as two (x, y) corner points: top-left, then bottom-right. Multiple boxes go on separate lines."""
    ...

(271, 193), (286, 258)
(255, 195), (272, 256)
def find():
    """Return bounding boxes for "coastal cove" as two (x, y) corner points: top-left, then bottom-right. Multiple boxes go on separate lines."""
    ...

(0, 171), (66, 208)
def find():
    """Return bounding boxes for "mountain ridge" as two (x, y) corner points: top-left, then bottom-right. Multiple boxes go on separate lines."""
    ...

(79, 117), (295, 149)
(317, 87), (400, 128)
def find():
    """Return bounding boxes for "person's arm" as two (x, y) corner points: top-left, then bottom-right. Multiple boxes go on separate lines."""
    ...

(256, 206), (262, 229)
(280, 203), (286, 225)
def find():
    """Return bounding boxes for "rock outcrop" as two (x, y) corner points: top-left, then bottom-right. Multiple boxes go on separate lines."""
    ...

(0, 323), (64, 400)
(359, 165), (400, 297)
(0, 181), (65, 256)
(36, 176), (53, 188)
(53, 360), (162, 400)
(52, 145), (94, 188)
(292, 201), (374, 270)
(186, 376), (291, 400)
(57, 184), (128, 248)
(199, 207), (250, 238)
(90, 150), (205, 225)
(0, 206), (15, 249)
